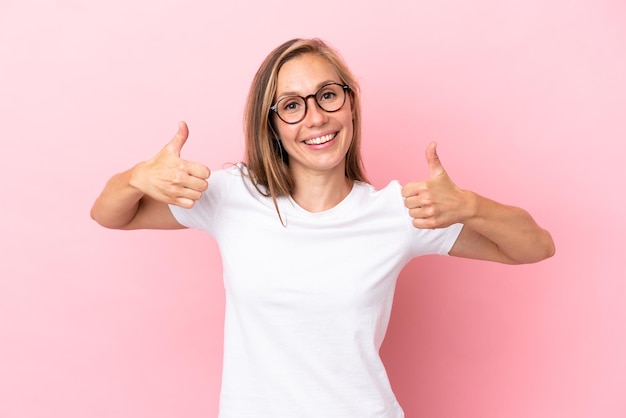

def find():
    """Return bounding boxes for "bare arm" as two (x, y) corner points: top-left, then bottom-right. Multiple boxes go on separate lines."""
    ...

(402, 143), (555, 264)
(445, 192), (554, 264)
(90, 121), (210, 230)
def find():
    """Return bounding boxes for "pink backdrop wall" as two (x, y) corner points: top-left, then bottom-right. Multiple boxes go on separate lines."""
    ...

(1, 0), (624, 417)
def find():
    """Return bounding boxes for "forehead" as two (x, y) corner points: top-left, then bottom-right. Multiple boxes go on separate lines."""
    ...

(276, 53), (340, 95)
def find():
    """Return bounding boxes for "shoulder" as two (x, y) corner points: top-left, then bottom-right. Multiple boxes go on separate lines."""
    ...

(205, 163), (256, 195)
(332, 180), (410, 230)
(353, 179), (402, 194)
(211, 163), (247, 182)
(351, 180), (404, 208)
(168, 163), (261, 232)
(356, 180), (462, 255)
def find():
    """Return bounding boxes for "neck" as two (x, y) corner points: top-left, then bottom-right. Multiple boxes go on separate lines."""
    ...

(290, 171), (353, 213)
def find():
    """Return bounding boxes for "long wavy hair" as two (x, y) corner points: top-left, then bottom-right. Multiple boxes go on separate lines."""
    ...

(243, 38), (369, 220)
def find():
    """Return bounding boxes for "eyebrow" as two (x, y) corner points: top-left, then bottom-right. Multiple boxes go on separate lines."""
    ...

(275, 79), (341, 100)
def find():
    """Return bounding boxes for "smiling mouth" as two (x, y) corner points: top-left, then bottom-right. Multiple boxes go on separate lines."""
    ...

(303, 133), (336, 145)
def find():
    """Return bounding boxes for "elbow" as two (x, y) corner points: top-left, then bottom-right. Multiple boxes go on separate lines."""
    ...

(503, 230), (555, 265)
(90, 205), (103, 226)
(90, 204), (110, 228)
(90, 210), (113, 229)
(89, 206), (99, 224)
(536, 228), (556, 262)
(521, 230), (556, 264)
(542, 232), (556, 261)
(89, 204), (127, 230)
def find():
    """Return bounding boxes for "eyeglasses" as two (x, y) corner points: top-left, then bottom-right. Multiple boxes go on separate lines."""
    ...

(270, 83), (350, 124)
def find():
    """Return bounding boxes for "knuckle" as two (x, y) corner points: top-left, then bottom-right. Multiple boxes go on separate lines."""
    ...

(412, 218), (425, 229)
(171, 171), (186, 185)
(178, 198), (194, 209)
(165, 184), (180, 197)
(406, 196), (421, 209)
(424, 219), (438, 229)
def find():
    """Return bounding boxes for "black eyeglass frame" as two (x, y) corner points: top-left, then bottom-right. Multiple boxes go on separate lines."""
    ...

(270, 83), (350, 125)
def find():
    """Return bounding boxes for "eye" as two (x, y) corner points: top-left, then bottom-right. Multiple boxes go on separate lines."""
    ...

(317, 86), (339, 102)
(280, 98), (303, 113)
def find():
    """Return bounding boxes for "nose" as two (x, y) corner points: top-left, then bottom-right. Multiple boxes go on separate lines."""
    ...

(303, 96), (328, 126)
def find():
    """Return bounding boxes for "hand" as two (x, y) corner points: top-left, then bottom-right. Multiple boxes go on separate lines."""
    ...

(401, 142), (472, 229)
(130, 121), (211, 208)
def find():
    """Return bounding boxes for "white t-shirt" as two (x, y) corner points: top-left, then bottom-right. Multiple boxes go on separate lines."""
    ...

(170, 165), (463, 418)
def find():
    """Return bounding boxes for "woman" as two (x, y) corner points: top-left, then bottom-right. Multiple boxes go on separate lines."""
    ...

(91, 38), (554, 418)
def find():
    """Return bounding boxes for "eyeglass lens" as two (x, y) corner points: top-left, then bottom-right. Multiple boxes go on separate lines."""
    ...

(273, 83), (347, 124)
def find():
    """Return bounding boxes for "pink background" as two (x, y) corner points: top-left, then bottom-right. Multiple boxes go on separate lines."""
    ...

(1, 0), (625, 417)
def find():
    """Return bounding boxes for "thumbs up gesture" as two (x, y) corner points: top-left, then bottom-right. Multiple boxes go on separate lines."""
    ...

(401, 142), (470, 229)
(130, 121), (211, 208)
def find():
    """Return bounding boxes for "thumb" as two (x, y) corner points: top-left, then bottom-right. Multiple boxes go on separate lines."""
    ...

(426, 141), (445, 178)
(165, 121), (189, 156)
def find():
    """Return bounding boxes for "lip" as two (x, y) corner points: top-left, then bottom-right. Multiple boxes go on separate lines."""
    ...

(301, 131), (338, 146)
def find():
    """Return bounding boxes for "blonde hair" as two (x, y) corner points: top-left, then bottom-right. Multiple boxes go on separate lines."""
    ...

(243, 38), (369, 216)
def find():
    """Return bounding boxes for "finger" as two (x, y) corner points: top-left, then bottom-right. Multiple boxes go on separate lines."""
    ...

(403, 195), (423, 210)
(401, 181), (427, 198)
(182, 175), (209, 193)
(176, 186), (204, 201)
(186, 161), (211, 180)
(426, 142), (445, 178)
(411, 217), (439, 230)
(163, 185), (203, 206)
(409, 203), (436, 218)
(165, 121), (189, 156)
(171, 197), (196, 209)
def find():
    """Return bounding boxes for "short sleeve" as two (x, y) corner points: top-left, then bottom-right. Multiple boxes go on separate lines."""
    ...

(168, 167), (234, 234)
(410, 222), (464, 256)
(382, 180), (464, 257)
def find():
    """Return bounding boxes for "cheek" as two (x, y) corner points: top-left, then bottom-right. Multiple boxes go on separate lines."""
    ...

(342, 111), (355, 139)
(276, 124), (299, 147)
(272, 117), (291, 141)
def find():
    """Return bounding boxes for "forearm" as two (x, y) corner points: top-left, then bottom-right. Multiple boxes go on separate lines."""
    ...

(90, 166), (144, 229)
(459, 191), (555, 264)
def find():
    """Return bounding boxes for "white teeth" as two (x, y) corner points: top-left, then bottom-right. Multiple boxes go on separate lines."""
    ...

(304, 133), (335, 145)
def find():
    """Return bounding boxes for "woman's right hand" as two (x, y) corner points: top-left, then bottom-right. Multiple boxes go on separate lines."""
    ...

(130, 121), (211, 209)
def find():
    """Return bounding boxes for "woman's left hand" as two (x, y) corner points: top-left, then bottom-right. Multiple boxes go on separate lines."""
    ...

(401, 142), (474, 229)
